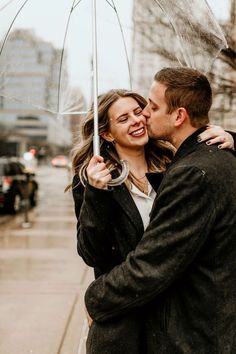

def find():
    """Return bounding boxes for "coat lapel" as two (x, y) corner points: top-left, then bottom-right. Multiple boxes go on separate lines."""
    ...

(112, 184), (144, 235)
(146, 172), (164, 193)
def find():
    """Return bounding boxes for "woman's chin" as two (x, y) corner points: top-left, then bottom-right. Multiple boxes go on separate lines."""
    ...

(130, 136), (149, 147)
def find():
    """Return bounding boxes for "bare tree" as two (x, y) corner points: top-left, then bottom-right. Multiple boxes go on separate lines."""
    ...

(132, 1), (236, 125)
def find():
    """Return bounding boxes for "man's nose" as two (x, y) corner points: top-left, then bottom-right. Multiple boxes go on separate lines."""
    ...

(142, 105), (150, 119)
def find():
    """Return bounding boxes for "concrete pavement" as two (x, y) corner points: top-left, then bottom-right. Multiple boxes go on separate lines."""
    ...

(0, 166), (93, 354)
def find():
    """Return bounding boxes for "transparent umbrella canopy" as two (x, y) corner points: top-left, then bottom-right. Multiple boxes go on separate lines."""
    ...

(0, 0), (133, 184)
(0, 0), (132, 116)
(0, 0), (228, 112)
(153, 0), (227, 71)
(0, 0), (228, 184)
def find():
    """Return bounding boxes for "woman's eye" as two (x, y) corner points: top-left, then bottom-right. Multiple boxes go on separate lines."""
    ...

(135, 110), (142, 116)
(119, 117), (128, 123)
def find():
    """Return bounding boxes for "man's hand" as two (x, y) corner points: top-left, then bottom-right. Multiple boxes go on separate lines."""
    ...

(198, 125), (235, 150)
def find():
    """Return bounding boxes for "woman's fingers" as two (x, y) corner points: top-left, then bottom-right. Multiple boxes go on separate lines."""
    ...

(87, 156), (106, 176)
(94, 168), (111, 181)
(218, 142), (231, 150)
(88, 162), (109, 178)
(87, 155), (104, 169)
(86, 155), (112, 189)
(89, 170), (111, 189)
(198, 126), (234, 150)
(205, 136), (226, 145)
(198, 125), (221, 141)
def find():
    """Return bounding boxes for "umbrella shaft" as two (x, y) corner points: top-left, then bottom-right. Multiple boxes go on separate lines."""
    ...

(93, 134), (100, 156)
(92, 0), (100, 155)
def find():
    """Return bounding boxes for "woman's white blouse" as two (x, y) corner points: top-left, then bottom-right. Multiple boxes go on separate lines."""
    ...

(130, 182), (156, 230)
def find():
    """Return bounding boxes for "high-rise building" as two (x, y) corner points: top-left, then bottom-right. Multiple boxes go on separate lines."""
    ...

(0, 29), (73, 157)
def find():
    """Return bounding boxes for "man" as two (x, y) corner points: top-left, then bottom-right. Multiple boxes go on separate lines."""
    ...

(85, 67), (236, 353)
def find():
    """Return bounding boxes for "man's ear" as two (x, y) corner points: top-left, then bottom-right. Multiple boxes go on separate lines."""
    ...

(174, 108), (188, 127)
(101, 131), (114, 142)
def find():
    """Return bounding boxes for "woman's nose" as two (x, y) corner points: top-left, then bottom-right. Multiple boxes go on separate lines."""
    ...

(130, 113), (143, 124)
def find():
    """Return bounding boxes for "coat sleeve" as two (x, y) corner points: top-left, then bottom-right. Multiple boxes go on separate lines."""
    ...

(228, 131), (236, 149)
(85, 165), (216, 322)
(72, 175), (119, 268)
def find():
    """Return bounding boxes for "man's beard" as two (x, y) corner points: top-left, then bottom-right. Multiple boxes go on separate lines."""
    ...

(147, 125), (156, 139)
(147, 125), (170, 142)
(147, 125), (162, 139)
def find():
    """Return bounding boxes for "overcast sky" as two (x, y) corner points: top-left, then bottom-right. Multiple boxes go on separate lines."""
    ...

(0, 0), (231, 105)
(207, 0), (230, 19)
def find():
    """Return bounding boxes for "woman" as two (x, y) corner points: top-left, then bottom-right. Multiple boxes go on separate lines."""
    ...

(71, 89), (234, 353)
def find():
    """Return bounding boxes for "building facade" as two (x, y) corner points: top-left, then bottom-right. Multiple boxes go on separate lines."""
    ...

(0, 29), (73, 157)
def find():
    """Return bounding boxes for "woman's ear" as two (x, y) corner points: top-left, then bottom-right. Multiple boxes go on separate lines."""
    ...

(101, 131), (114, 142)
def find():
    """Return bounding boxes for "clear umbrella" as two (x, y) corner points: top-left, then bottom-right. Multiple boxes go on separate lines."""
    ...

(0, 0), (132, 184)
(0, 0), (132, 115)
(0, 0), (228, 185)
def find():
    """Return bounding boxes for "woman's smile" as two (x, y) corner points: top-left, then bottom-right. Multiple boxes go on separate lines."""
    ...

(129, 126), (146, 137)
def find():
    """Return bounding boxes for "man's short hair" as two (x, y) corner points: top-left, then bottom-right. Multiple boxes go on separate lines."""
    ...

(154, 67), (212, 127)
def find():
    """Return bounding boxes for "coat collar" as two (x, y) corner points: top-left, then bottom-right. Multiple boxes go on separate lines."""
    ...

(171, 127), (207, 164)
(145, 127), (207, 192)
(146, 171), (164, 193)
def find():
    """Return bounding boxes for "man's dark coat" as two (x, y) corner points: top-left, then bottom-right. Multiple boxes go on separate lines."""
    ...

(85, 128), (236, 354)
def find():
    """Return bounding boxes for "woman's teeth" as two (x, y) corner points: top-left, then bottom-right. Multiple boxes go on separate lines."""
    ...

(130, 127), (145, 136)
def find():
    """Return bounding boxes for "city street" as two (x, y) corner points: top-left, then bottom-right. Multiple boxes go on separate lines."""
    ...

(0, 165), (93, 354)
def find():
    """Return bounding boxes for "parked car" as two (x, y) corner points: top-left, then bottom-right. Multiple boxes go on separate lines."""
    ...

(0, 157), (38, 214)
(51, 155), (69, 168)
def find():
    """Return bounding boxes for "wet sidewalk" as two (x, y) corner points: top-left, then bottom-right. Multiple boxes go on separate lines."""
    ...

(0, 166), (93, 354)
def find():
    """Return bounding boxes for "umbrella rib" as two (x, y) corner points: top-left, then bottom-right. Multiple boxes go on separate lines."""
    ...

(72, 0), (84, 11)
(60, 111), (87, 115)
(204, 0), (228, 48)
(0, 92), (59, 114)
(108, 0), (132, 89)
(0, 0), (30, 56)
(104, 0), (114, 9)
(152, 0), (186, 67)
(57, 0), (84, 114)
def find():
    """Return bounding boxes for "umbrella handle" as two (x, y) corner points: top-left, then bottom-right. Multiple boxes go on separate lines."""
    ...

(107, 160), (129, 186)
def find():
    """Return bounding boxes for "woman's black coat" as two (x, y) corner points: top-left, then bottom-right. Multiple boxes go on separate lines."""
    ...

(72, 175), (160, 354)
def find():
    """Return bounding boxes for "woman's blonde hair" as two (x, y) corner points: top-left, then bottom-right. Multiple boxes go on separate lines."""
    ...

(71, 89), (174, 187)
